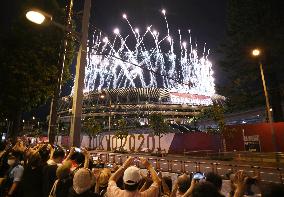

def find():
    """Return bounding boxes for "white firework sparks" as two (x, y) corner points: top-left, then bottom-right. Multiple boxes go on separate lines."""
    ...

(83, 9), (215, 105)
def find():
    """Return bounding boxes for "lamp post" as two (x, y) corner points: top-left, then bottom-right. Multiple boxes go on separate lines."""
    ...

(26, 1), (74, 144)
(252, 49), (277, 153)
(26, 0), (91, 147)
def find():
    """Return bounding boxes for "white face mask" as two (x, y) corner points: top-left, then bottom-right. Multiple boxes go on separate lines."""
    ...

(7, 159), (16, 166)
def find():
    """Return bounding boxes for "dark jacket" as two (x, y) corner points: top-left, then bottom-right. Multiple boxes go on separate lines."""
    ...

(42, 164), (58, 197)
(19, 166), (43, 197)
(55, 176), (73, 197)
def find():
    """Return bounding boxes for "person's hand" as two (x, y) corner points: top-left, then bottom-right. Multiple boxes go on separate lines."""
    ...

(82, 148), (89, 157)
(140, 157), (151, 169)
(69, 147), (75, 156)
(12, 141), (19, 151)
(18, 141), (26, 152)
(233, 171), (247, 196)
(123, 156), (134, 168)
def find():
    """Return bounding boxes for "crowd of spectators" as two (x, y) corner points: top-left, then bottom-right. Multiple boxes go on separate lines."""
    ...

(0, 139), (284, 197)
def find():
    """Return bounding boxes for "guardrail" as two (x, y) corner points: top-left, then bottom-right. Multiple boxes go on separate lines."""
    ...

(91, 152), (284, 184)
(183, 150), (284, 163)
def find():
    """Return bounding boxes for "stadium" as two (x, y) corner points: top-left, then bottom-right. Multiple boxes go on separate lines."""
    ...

(57, 11), (222, 129)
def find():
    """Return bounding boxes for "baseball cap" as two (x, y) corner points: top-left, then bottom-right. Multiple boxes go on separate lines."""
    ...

(123, 166), (142, 185)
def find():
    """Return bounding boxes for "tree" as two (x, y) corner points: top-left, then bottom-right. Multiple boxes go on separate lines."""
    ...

(197, 102), (236, 151)
(83, 117), (102, 149)
(220, 0), (284, 121)
(149, 113), (169, 151)
(0, 0), (75, 138)
(114, 119), (128, 152)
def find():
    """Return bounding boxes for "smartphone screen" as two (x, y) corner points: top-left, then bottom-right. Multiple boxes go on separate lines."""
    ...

(75, 147), (81, 152)
(193, 172), (205, 180)
(92, 156), (99, 161)
(106, 164), (113, 168)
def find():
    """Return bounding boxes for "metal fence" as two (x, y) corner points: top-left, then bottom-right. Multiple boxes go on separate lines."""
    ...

(91, 152), (284, 184)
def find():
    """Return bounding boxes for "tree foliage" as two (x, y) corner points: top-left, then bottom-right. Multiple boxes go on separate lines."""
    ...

(83, 117), (102, 138)
(149, 113), (169, 138)
(220, 0), (284, 120)
(198, 103), (236, 139)
(115, 119), (128, 140)
(0, 0), (75, 135)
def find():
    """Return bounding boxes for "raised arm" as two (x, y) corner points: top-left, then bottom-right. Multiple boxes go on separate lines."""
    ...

(183, 178), (197, 197)
(109, 157), (133, 182)
(233, 171), (247, 197)
(140, 157), (161, 185)
(159, 173), (171, 196)
(64, 147), (75, 162)
(82, 148), (90, 168)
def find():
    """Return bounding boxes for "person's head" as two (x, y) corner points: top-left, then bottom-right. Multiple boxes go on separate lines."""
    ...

(7, 155), (17, 166)
(73, 168), (95, 194)
(71, 152), (85, 165)
(206, 172), (223, 191)
(56, 161), (72, 179)
(98, 168), (111, 188)
(39, 146), (50, 163)
(192, 182), (223, 197)
(177, 174), (191, 194)
(123, 166), (142, 191)
(162, 176), (172, 193)
(7, 151), (22, 166)
(52, 148), (65, 164)
(28, 153), (42, 168)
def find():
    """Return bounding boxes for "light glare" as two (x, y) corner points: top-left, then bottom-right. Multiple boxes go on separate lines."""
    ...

(162, 9), (166, 15)
(26, 11), (46, 24)
(122, 14), (127, 19)
(252, 49), (260, 56)
(113, 28), (120, 34)
(167, 36), (171, 42)
(102, 37), (108, 43)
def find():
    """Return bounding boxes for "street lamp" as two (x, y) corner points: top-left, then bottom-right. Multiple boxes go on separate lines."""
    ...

(252, 49), (260, 57)
(25, 0), (91, 147)
(26, 10), (52, 24)
(251, 48), (277, 153)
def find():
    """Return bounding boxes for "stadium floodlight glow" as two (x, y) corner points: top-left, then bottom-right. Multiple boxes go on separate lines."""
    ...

(135, 28), (139, 33)
(26, 10), (48, 24)
(252, 48), (261, 57)
(147, 26), (151, 31)
(153, 30), (157, 35)
(182, 41), (187, 48)
(113, 28), (120, 34)
(162, 9), (166, 15)
(122, 13), (127, 19)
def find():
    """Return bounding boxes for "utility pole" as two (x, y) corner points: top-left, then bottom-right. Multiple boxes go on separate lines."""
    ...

(48, 0), (74, 144)
(69, 0), (91, 147)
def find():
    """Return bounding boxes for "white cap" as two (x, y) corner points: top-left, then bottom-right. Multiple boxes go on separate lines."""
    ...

(123, 166), (142, 185)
